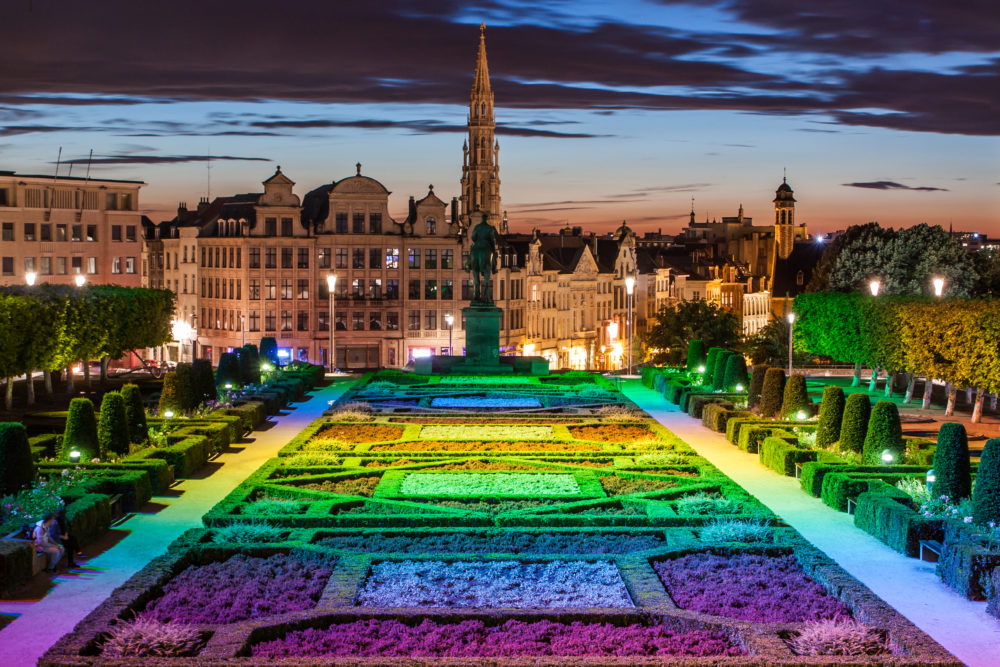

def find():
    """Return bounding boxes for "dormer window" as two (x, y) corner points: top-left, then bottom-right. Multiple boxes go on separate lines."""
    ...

(796, 270), (805, 286)
(426, 217), (436, 235)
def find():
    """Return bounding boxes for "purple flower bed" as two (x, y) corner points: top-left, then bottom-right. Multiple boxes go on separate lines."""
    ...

(142, 553), (333, 624)
(251, 618), (743, 658)
(653, 552), (850, 623)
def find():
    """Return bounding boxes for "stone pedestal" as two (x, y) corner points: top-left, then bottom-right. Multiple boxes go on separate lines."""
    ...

(462, 305), (502, 367)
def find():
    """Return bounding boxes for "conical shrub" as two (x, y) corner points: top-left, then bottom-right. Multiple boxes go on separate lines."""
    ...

(98, 391), (130, 457)
(839, 393), (871, 454)
(781, 374), (811, 419)
(723, 355), (749, 393)
(862, 401), (903, 465)
(259, 337), (278, 366)
(934, 422), (971, 500)
(239, 344), (261, 384)
(712, 351), (734, 391)
(747, 364), (768, 411)
(192, 359), (217, 405)
(158, 363), (198, 415)
(815, 386), (845, 449)
(0, 423), (34, 495)
(973, 438), (1000, 525)
(686, 339), (706, 373)
(64, 397), (99, 460)
(121, 383), (148, 444)
(758, 368), (786, 418)
(215, 352), (242, 388)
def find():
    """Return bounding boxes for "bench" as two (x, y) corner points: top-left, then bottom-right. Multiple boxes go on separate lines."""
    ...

(794, 463), (803, 479)
(919, 539), (943, 563)
(108, 494), (125, 522)
(846, 498), (857, 515)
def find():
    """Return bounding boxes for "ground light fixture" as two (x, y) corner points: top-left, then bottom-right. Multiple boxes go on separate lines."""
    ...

(261, 362), (272, 372)
(224, 382), (233, 390)
(735, 384), (744, 392)
(933, 277), (945, 297)
(164, 410), (175, 419)
(68, 450), (81, 463)
(74, 274), (86, 287)
(697, 365), (705, 373)
(869, 279), (881, 297)
(881, 449), (895, 464)
(25, 271), (37, 286)
(796, 410), (807, 420)
(926, 469), (937, 491)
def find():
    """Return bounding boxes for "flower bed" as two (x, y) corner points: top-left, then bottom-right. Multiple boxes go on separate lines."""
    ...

(430, 397), (543, 409)
(653, 552), (849, 622)
(600, 475), (678, 495)
(141, 553), (333, 624)
(372, 440), (601, 453)
(300, 476), (381, 496)
(312, 424), (403, 444)
(420, 425), (553, 440)
(438, 377), (538, 385)
(398, 472), (581, 496)
(569, 424), (654, 442)
(251, 618), (742, 658)
(357, 560), (633, 608)
(319, 530), (665, 554)
(429, 499), (563, 513)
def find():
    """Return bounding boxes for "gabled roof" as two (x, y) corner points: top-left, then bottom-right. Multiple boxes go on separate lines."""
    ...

(771, 241), (825, 298)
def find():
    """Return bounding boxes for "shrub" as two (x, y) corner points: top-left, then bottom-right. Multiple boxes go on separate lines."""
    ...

(711, 351), (733, 391)
(328, 404), (374, 422)
(780, 374), (811, 419)
(758, 368), (786, 418)
(839, 393), (871, 454)
(213, 520), (285, 543)
(64, 397), (99, 460)
(259, 336), (278, 365)
(243, 495), (307, 516)
(704, 348), (721, 380)
(674, 492), (740, 515)
(0, 423), (34, 495)
(596, 404), (644, 422)
(158, 364), (198, 415)
(120, 384), (148, 444)
(862, 401), (903, 465)
(934, 422), (971, 500)
(722, 355), (748, 393)
(239, 344), (261, 385)
(815, 386), (845, 449)
(686, 339), (706, 373)
(700, 518), (772, 543)
(101, 617), (203, 657)
(98, 392), (130, 457)
(191, 359), (216, 405)
(974, 438), (1000, 525)
(747, 364), (768, 411)
(215, 352), (242, 388)
(786, 619), (888, 656)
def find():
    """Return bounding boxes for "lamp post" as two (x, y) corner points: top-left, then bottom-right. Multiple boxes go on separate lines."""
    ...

(25, 271), (37, 286)
(932, 277), (945, 297)
(190, 313), (198, 361)
(445, 313), (454, 354)
(74, 274), (86, 287)
(625, 276), (635, 376)
(327, 274), (337, 373)
(786, 311), (795, 376)
(241, 314), (246, 347)
(869, 279), (880, 297)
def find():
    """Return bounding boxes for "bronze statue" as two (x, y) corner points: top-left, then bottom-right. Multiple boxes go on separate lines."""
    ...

(468, 212), (497, 305)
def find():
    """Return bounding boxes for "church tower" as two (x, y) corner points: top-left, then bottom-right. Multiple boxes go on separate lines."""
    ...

(773, 175), (796, 259)
(460, 24), (502, 229)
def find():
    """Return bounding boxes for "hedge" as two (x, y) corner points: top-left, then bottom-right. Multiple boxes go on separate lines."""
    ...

(780, 374), (811, 419)
(934, 422), (971, 500)
(758, 435), (839, 477)
(28, 432), (60, 460)
(259, 336), (278, 365)
(820, 471), (924, 512)
(711, 351), (734, 391)
(127, 435), (212, 479)
(854, 480), (943, 557)
(97, 392), (129, 458)
(239, 344), (261, 385)
(0, 423), (33, 495)
(815, 386), (845, 449)
(63, 397), (99, 460)
(800, 461), (929, 498)
(974, 438), (1000, 525)
(702, 406), (751, 434)
(758, 368), (786, 418)
(221, 401), (268, 432)
(216, 352), (242, 388)
(685, 339), (705, 373)
(839, 393), (871, 454)
(862, 401), (903, 465)
(120, 384), (148, 444)
(192, 358), (217, 405)
(0, 539), (33, 597)
(747, 364), (767, 412)
(63, 492), (112, 547)
(938, 529), (1000, 600)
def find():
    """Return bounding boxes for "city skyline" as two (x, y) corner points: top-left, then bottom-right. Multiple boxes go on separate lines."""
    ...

(2, 0), (997, 235)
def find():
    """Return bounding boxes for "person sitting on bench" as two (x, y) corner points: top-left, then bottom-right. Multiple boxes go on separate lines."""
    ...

(33, 513), (65, 573)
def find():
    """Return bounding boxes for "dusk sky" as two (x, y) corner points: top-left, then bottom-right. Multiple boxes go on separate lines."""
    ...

(2, 0), (998, 235)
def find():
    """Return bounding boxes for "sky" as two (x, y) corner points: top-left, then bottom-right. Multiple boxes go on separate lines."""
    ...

(2, 0), (998, 236)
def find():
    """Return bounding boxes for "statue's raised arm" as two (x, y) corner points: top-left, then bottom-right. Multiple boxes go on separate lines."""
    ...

(468, 212), (498, 305)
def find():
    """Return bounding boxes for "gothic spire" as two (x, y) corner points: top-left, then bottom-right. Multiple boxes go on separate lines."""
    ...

(472, 23), (491, 98)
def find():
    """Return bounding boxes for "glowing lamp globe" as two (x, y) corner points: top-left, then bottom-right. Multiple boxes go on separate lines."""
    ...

(881, 449), (895, 464)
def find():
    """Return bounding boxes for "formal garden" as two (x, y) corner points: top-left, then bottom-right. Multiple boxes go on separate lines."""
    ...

(37, 370), (959, 665)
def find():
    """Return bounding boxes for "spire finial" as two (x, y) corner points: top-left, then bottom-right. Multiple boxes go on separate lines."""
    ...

(276, 165), (281, 171)
(429, 184), (434, 192)
(356, 162), (361, 176)
(783, 166), (787, 183)
(480, 22), (486, 36)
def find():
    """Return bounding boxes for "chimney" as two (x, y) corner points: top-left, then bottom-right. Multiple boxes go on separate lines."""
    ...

(451, 197), (459, 226)
(197, 196), (210, 214)
(177, 202), (187, 215)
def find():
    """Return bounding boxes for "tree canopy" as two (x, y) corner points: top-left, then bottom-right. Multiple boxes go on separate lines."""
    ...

(643, 300), (740, 364)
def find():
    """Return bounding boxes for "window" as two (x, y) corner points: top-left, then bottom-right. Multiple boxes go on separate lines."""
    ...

(462, 250), (470, 270)
(351, 278), (362, 298)
(352, 311), (364, 330)
(125, 225), (136, 242)
(385, 279), (399, 300)
(73, 257), (84, 274)
(235, 248), (241, 268)
(264, 217), (277, 235)
(248, 311), (260, 331)
(281, 247), (293, 268)
(265, 247), (276, 268)
(425, 279), (437, 300)
(408, 310), (421, 330)
(335, 312), (347, 330)
(111, 225), (121, 241)
(264, 278), (276, 299)
(335, 213), (348, 233)
(297, 310), (309, 331)
(1, 223), (13, 241)
(408, 248), (420, 269)
(441, 279), (453, 300)
(281, 279), (293, 300)
(281, 310), (292, 331)
(249, 247), (260, 268)
(71, 225), (82, 242)
(297, 279), (309, 299)
(265, 310), (276, 331)
(121, 193), (132, 210)
(105, 193), (118, 210)
(369, 212), (382, 234)
(249, 278), (260, 300)
(796, 270), (805, 286)
(352, 248), (364, 269)
(408, 279), (420, 299)
(462, 279), (473, 300)
(317, 311), (329, 331)
(281, 217), (293, 236)
(297, 247), (309, 269)
(426, 217), (436, 235)
(369, 247), (380, 269)
(125, 257), (135, 273)
(385, 248), (399, 269)
(442, 249), (454, 269)
(369, 278), (381, 299)
(85, 257), (96, 274)
(369, 311), (382, 330)
(40, 224), (51, 242)
(57, 257), (66, 274)
(386, 312), (399, 330)
(335, 248), (348, 269)
(0, 257), (11, 275)
(352, 212), (365, 234)
(318, 248), (330, 269)
(40, 257), (51, 275)
(425, 249), (437, 269)
(24, 257), (35, 273)
(425, 309), (437, 330)
(111, 257), (121, 274)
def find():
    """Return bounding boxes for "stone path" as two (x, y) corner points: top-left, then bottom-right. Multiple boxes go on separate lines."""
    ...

(0, 378), (353, 667)
(624, 379), (1000, 667)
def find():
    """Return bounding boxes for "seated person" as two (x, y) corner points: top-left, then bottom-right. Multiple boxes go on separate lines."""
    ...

(33, 513), (65, 573)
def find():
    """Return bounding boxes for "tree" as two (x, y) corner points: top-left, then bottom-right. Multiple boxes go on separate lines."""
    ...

(759, 368), (786, 418)
(723, 355), (749, 393)
(885, 224), (975, 297)
(64, 397), (99, 460)
(121, 384), (148, 444)
(815, 222), (897, 293)
(973, 438), (1000, 525)
(862, 401), (903, 465)
(215, 352), (242, 388)
(644, 301), (740, 365)
(747, 364), (768, 411)
(839, 393), (871, 453)
(815, 386), (845, 449)
(0, 423), (34, 495)
(685, 339), (706, 373)
(971, 249), (1000, 297)
(781, 374), (811, 419)
(98, 391), (130, 457)
(933, 422), (971, 500)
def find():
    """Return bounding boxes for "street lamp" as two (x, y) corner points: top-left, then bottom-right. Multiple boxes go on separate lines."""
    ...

(787, 311), (795, 376)
(326, 274), (337, 373)
(25, 272), (37, 286)
(869, 279), (881, 297)
(625, 276), (635, 376)
(241, 314), (246, 347)
(445, 313), (454, 354)
(932, 277), (945, 297)
(74, 274), (86, 287)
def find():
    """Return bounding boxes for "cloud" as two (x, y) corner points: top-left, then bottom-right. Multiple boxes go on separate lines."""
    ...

(633, 183), (713, 193)
(60, 154), (271, 165)
(246, 117), (604, 138)
(0, 124), (79, 136)
(842, 180), (949, 192)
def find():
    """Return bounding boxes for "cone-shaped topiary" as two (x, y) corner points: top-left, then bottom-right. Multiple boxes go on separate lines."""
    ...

(64, 397), (99, 460)
(758, 368), (786, 418)
(215, 352), (242, 388)
(934, 422), (971, 500)
(239, 344), (261, 385)
(703, 348), (721, 383)
(712, 351), (734, 391)
(747, 364), (768, 411)
(973, 438), (1000, 525)
(686, 339), (706, 374)
(98, 391), (130, 457)
(259, 337), (278, 365)
(158, 363), (198, 415)
(862, 401), (903, 465)
(723, 354), (749, 393)
(839, 393), (871, 453)
(192, 359), (217, 405)
(781, 374), (811, 419)
(120, 383), (148, 444)
(815, 386), (846, 449)
(0, 422), (34, 495)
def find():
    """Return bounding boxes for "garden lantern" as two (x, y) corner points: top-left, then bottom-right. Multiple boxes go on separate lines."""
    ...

(869, 279), (880, 297)
(68, 450), (81, 463)
(881, 449), (894, 464)
(25, 271), (37, 286)
(74, 274), (86, 287)
(932, 277), (945, 297)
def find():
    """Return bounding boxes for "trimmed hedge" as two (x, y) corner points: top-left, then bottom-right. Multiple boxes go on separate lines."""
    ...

(854, 480), (943, 557)
(98, 392), (129, 457)
(759, 435), (808, 476)
(192, 359), (217, 405)
(711, 351), (734, 391)
(780, 374), (811, 419)
(758, 368), (786, 418)
(259, 336), (278, 365)
(862, 401), (903, 465)
(63, 397), (99, 460)
(0, 423), (33, 495)
(934, 422), (971, 500)
(216, 352), (242, 388)
(685, 339), (705, 373)
(222, 401), (268, 432)
(28, 432), (60, 460)
(815, 386), (845, 449)
(722, 355), (748, 394)
(800, 461), (929, 498)
(0, 539), (33, 597)
(938, 526), (1000, 600)
(702, 406), (751, 434)
(974, 438), (1000, 525)
(839, 393), (871, 454)
(240, 344), (261, 385)
(820, 471), (923, 512)
(120, 384), (148, 444)
(158, 363), (198, 415)
(747, 364), (767, 412)
(128, 435), (212, 478)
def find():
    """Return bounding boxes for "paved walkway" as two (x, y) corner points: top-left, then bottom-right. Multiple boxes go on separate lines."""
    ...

(0, 378), (353, 667)
(624, 380), (1000, 667)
